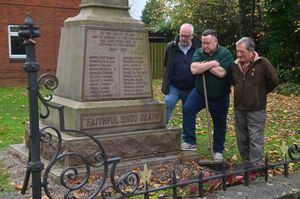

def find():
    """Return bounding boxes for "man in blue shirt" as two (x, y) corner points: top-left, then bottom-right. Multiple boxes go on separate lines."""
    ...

(161, 23), (200, 125)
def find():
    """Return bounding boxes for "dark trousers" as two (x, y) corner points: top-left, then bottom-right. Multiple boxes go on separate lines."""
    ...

(182, 88), (229, 153)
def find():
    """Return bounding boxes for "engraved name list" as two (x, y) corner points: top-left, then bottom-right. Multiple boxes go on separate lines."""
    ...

(83, 28), (152, 101)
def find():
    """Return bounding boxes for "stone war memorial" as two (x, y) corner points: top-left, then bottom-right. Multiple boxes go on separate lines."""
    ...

(14, 0), (183, 177)
(6, 1), (300, 198)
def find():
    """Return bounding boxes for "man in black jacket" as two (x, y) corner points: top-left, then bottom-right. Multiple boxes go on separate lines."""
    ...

(161, 23), (200, 125)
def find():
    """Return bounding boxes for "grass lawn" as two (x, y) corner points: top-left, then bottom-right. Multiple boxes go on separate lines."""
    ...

(0, 79), (299, 193)
(152, 79), (300, 165)
(0, 87), (28, 150)
(0, 87), (28, 192)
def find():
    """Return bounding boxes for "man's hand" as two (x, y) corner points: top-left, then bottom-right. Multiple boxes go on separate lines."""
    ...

(191, 60), (220, 75)
(209, 66), (227, 78)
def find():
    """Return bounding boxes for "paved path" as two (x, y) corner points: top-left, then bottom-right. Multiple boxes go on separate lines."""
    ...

(206, 172), (300, 199)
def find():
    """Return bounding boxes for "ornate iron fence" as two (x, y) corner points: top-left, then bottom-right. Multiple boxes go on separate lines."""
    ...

(19, 16), (300, 199)
(19, 15), (140, 199)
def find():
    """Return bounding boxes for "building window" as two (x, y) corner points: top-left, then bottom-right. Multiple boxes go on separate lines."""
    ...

(8, 25), (26, 59)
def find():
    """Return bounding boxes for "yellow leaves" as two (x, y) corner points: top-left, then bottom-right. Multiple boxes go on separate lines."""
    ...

(294, 20), (300, 32)
(178, 187), (186, 197)
(231, 154), (238, 161)
(88, 174), (101, 184)
(148, 192), (156, 196)
(281, 141), (289, 161)
(181, 168), (190, 181)
(196, 131), (206, 135)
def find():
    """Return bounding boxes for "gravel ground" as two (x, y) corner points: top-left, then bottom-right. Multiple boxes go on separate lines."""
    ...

(0, 149), (88, 199)
(2, 148), (299, 199)
(0, 150), (31, 198)
(0, 148), (211, 199)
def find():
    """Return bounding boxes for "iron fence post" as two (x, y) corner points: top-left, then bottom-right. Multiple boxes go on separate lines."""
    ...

(19, 15), (43, 199)
(172, 170), (178, 198)
(222, 161), (227, 191)
(244, 170), (249, 186)
(198, 171), (204, 197)
(144, 182), (150, 199)
(264, 154), (269, 182)
(284, 154), (289, 177)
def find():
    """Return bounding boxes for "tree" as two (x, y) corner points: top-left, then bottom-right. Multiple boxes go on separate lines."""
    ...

(163, 0), (240, 48)
(142, 0), (240, 47)
(142, 0), (300, 83)
(238, 0), (265, 51)
(262, 0), (300, 82)
(141, 0), (170, 34)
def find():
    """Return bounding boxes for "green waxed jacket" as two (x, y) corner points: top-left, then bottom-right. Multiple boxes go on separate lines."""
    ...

(192, 45), (233, 100)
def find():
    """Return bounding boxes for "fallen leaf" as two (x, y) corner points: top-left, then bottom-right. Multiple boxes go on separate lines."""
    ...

(73, 190), (85, 198)
(231, 154), (238, 161)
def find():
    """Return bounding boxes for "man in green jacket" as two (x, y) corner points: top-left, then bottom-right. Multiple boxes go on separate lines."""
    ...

(181, 29), (233, 161)
(232, 37), (279, 168)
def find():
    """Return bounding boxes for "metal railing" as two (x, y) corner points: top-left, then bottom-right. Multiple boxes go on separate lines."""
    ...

(19, 15), (140, 199)
(120, 151), (300, 199)
(19, 16), (300, 199)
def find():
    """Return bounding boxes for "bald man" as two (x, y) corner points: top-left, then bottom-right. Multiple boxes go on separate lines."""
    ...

(162, 23), (200, 125)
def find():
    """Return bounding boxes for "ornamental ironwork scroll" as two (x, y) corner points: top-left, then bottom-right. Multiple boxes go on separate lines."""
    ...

(19, 15), (139, 199)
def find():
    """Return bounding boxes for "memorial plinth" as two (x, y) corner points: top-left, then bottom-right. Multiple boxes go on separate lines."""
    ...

(35, 0), (183, 171)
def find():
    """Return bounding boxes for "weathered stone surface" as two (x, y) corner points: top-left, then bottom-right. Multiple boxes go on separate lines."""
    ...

(64, 0), (143, 28)
(54, 26), (151, 101)
(82, 28), (152, 101)
(37, 125), (181, 167)
(19, 0), (183, 181)
(41, 96), (166, 136)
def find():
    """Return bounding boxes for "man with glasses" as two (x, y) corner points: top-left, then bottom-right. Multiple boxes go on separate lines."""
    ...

(162, 23), (200, 125)
(181, 29), (233, 160)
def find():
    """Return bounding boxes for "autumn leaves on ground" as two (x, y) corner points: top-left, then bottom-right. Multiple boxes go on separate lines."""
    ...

(131, 80), (300, 196)
(0, 81), (299, 196)
(152, 79), (300, 171)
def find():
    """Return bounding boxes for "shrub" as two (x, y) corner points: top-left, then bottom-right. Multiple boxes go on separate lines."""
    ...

(274, 82), (300, 96)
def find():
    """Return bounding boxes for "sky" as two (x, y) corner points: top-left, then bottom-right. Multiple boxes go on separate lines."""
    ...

(129, 0), (147, 20)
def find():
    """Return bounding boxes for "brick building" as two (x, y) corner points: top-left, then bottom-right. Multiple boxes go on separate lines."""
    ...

(0, 0), (80, 85)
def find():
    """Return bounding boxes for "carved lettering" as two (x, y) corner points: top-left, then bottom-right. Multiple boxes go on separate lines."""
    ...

(83, 28), (152, 101)
(81, 110), (162, 130)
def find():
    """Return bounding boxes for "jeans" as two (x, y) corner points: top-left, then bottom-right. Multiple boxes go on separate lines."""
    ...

(234, 108), (266, 164)
(182, 88), (229, 153)
(163, 86), (192, 124)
